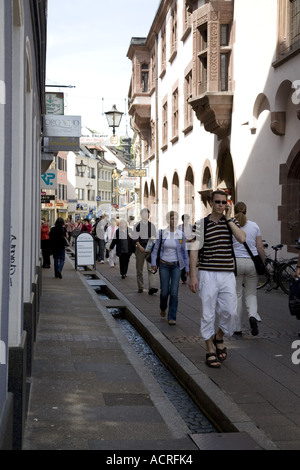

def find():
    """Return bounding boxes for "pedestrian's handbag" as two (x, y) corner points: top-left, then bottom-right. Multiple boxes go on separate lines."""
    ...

(243, 242), (266, 275)
(145, 239), (155, 262)
(146, 231), (162, 267)
(289, 278), (300, 319)
(72, 227), (81, 238)
(156, 231), (162, 266)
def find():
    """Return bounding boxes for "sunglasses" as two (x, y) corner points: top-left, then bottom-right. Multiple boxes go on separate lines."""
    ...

(214, 200), (227, 205)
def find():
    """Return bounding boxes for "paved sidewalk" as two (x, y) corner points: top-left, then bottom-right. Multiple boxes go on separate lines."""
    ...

(23, 251), (300, 450)
(22, 257), (197, 451)
(95, 254), (300, 450)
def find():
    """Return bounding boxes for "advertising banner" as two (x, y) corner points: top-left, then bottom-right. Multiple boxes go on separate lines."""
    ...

(75, 233), (95, 269)
(44, 115), (81, 137)
(45, 92), (64, 115)
(41, 170), (57, 190)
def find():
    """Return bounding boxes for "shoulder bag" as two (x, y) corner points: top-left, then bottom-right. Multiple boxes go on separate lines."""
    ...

(146, 231), (162, 267)
(243, 242), (266, 275)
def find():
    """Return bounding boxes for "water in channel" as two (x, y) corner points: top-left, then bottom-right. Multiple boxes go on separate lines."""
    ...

(91, 283), (216, 434)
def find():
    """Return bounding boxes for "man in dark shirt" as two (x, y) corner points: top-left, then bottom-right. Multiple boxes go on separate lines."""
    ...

(132, 208), (158, 295)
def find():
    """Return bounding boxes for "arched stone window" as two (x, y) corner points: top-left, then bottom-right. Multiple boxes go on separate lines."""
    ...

(162, 177), (168, 214)
(184, 166), (194, 222)
(149, 179), (155, 209)
(279, 140), (300, 251)
(217, 147), (235, 203)
(143, 181), (149, 209)
(172, 172), (180, 212)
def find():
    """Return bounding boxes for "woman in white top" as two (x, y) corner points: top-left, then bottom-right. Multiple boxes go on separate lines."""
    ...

(232, 202), (265, 336)
(151, 211), (189, 325)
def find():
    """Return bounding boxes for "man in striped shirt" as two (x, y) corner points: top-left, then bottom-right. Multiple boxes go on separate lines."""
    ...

(189, 190), (246, 369)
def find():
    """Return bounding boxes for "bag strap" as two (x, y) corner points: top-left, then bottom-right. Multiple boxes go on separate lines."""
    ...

(226, 218), (237, 276)
(243, 241), (255, 261)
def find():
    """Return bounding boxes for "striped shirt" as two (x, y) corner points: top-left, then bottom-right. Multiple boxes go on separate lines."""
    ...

(199, 217), (238, 272)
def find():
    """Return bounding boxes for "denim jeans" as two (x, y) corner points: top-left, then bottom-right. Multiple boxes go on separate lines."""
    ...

(159, 262), (181, 321)
(97, 239), (105, 261)
(53, 249), (65, 274)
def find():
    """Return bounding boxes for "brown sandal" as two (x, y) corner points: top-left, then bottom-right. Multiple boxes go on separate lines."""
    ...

(213, 335), (227, 362)
(205, 353), (221, 368)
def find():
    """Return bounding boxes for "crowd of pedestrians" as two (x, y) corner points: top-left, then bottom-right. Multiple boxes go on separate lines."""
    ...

(41, 195), (298, 369)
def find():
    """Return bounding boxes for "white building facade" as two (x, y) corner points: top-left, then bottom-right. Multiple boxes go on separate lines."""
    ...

(128, 0), (300, 256)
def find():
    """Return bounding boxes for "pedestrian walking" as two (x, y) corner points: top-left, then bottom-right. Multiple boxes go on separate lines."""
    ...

(151, 211), (189, 325)
(178, 213), (194, 284)
(81, 218), (92, 233)
(132, 208), (158, 295)
(189, 190), (246, 368)
(109, 219), (136, 279)
(41, 218), (51, 268)
(95, 214), (108, 263)
(49, 217), (68, 279)
(105, 218), (117, 267)
(66, 216), (75, 244)
(232, 201), (266, 336)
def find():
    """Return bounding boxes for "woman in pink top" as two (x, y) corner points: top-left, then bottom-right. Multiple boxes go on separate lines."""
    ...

(41, 218), (51, 268)
(81, 218), (92, 233)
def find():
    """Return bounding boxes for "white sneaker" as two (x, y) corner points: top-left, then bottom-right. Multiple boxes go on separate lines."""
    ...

(100, 260), (104, 264)
(168, 320), (176, 325)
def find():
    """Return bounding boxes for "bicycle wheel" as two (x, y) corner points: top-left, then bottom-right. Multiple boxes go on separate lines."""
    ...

(257, 258), (273, 290)
(278, 260), (297, 294)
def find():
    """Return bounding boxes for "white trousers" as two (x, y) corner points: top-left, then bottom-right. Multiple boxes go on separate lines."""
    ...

(198, 271), (238, 340)
(235, 258), (262, 331)
(108, 246), (117, 267)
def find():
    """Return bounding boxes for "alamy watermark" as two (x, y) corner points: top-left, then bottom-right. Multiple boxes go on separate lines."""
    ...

(291, 340), (300, 365)
(0, 341), (6, 365)
(291, 80), (300, 105)
(0, 80), (5, 105)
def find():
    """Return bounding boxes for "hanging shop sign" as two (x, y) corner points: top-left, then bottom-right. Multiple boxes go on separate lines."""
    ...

(41, 170), (57, 190)
(43, 136), (80, 152)
(41, 195), (55, 204)
(43, 115), (81, 137)
(128, 169), (147, 177)
(45, 93), (64, 115)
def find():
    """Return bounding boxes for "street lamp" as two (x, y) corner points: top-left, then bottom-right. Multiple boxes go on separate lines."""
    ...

(76, 160), (87, 177)
(105, 104), (124, 136)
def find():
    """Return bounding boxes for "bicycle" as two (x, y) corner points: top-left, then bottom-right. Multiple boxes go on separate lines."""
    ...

(257, 243), (298, 294)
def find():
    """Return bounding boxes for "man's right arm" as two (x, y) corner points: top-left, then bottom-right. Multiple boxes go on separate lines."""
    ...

(189, 248), (198, 293)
